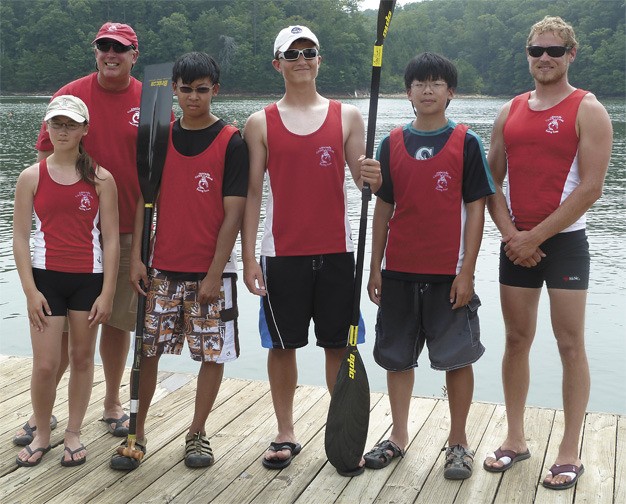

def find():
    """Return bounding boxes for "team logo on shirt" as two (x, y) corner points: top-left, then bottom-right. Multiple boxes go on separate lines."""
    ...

(545, 115), (564, 134)
(433, 171), (451, 192)
(129, 107), (140, 127)
(316, 146), (335, 167)
(76, 191), (93, 211)
(195, 172), (213, 192)
(415, 146), (434, 160)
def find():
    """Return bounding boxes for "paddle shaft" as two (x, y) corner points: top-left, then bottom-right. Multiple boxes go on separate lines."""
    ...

(127, 63), (173, 440)
(349, 0), (396, 346)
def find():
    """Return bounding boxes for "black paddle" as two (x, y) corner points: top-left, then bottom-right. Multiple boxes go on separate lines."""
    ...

(325, 0), (396, 477)
(112, 62), (173, 468)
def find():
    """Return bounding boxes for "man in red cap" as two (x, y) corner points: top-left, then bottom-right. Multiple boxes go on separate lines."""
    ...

(13, 22), (144, 446)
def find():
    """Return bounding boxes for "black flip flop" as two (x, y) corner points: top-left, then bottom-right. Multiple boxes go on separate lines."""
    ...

(262, 442), (302, 470)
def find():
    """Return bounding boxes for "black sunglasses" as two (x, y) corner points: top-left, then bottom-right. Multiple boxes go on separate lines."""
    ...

(279, 48), (319, 61)
(527, 45), (570, 58)
(96, 40), (135, 53)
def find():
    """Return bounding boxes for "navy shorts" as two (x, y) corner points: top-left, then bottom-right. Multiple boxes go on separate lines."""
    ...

(32, 268), (103, 316)
(259, 253), (365, 349)
(499, 229), (590, 290)
(374, 277), (484, 371)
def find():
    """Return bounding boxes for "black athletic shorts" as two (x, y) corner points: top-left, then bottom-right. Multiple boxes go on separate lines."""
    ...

(259, 253), (365, 349)
(374, 277), (484, 371)
(32, 268), (104, 316)
(499, 229), (590, 290)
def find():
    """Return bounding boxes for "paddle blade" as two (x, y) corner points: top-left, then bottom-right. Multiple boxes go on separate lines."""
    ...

(136, 62), (174, 203)
(325, 345), (370, 474)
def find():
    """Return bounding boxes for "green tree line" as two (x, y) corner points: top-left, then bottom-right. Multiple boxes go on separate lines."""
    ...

(1, 0), (624, 97)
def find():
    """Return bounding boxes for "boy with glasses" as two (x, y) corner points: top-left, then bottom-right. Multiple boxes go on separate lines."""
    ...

(242, 25), (381, 471)
(362, 52), (494, 480)
(18, 22), (144, 446)
(111, 51), (248, 470)
(483, 16), (612, 490)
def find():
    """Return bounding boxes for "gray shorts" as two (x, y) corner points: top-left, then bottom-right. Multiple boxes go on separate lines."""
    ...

(374, 277), (484, 371)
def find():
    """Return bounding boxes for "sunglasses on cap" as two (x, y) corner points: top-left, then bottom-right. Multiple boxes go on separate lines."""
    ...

(527, 45), (571, 58)
(279, 48), (319, 61)
(96, 40), (135, 53)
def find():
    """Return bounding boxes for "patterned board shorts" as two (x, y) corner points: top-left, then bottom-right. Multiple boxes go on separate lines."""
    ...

(142, 269), (239, 363)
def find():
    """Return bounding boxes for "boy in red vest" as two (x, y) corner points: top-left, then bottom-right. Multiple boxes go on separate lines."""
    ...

(111, 51), (248, 470)
(363, 52), (494, 480)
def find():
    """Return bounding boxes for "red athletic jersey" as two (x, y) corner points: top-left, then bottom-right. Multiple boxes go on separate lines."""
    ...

(503, 89), (588, 231)
(150, 124), (239, 273)
(385, 124), (468, 275)
(32, 160), (103, 273)
(35, 73), (142, 233)
(261, 100), (353, 256)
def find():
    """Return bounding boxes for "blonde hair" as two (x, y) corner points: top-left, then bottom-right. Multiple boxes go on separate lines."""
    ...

(527, 16), (578, 48)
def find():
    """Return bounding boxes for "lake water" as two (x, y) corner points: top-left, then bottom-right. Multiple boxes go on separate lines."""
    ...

(1, 95), (624, 415)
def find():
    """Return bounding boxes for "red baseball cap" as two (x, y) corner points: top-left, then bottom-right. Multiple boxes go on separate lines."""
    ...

(92, 22), (138, 50)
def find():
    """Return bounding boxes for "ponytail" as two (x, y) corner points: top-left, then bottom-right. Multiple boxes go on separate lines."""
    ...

(76, 140), (99, 185)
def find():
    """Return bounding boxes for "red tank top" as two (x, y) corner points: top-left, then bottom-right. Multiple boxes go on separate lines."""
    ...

(32, 159), (103, 273)
(150, 124), (238, 272)
(261, 100), (353, 256)
(503, 89), (588, 231)
(385, 124), (468, 275)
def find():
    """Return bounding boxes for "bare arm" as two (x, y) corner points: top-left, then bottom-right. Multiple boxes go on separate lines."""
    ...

(343, 104), (382, 193)
(241, 110), (267, 296)
(199, 196), (246, 304)
(450, 197), (485, 309)
(367, 197), (394, 306)
(12, 165), (50, 331)
(90, 168), (120, 327)
(129, 193), (148, 296)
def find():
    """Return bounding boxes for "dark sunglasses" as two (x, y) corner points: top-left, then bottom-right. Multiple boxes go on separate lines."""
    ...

(96, 40), (135, 53)
(279, 48), (319, 61)
(177, 84), (214, 94)
(527, 45), (570, 58)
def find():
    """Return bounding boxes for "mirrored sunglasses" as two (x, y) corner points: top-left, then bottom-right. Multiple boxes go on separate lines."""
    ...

(96, 41), (135, 53)
(279, 48), (319, 61)
(527, 45), (570, 58)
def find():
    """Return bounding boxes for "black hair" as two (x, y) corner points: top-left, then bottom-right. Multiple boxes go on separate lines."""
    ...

(404, 52), (458, 90)
(172, 52), (220, 85)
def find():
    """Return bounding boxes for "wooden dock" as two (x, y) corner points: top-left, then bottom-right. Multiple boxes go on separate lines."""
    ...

(1, 355), (623, 503)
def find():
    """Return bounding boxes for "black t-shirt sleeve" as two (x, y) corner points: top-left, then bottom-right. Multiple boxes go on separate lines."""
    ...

(462, 130), (495, 203)
(223, 131), (249, 198)
(375, 134), (394, 204)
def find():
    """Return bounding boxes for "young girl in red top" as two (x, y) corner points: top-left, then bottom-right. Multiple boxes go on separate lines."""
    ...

(13, 95), (119, 467)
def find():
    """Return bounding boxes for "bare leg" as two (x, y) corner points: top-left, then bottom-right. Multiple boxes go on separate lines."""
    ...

(484, 285), (540, 469)
(17, 317), (65, 464)
(543, 288), (588, 487)
(324, 347), (347, 394)
(446, 365), (473, 447)
(100, 323), (131, 428)
(135, 354), (160, 441)
(386, 369), (414, 451)
(265, 348), (297, 462)
(61, 310), (98, 463)
(188, 361), (224, 434)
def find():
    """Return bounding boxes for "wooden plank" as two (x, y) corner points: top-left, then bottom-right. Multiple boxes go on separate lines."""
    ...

(616, 415), (626, 504)
(495, 406), (556, 504)
(414, 401), (497, 504)
(575, 412), (617, 503)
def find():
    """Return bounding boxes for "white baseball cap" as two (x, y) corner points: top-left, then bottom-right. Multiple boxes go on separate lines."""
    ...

(273, 25), (319, 57)
(44, 95), (90, 123)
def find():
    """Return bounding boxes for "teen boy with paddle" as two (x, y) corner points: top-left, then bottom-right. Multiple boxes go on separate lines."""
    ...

(16, 22), (143, 445)
(112, 51), (248, 470)
(364, 52), (494, 480)
(242, 25), (381, 470)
